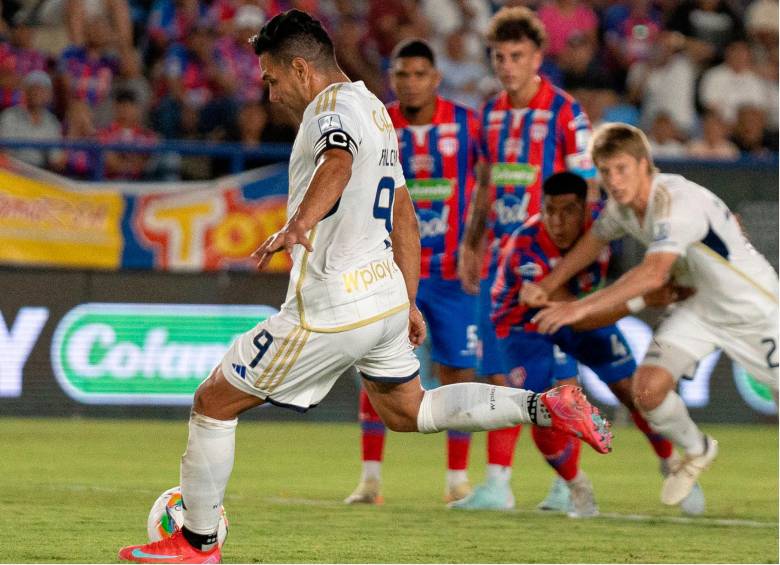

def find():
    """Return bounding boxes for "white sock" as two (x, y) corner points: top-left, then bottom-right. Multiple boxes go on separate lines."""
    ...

(361, 461), (382, 482)
(416, 383), (534, 433)
(446, 469), (468, 489)
(485, 464), (511, 484)
(181, 411), (237, 536)
(642, 391), (705, 456)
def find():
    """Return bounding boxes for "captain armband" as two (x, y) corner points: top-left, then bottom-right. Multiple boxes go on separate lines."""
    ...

(313, 129), (358, 163)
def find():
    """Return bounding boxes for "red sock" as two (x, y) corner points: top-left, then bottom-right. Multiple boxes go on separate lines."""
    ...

(532, 426), (581, 481)
(359, 388), (385, 461)
(447, 430), (471, 470)
(487, 425), (522, 467)
(631, 410), (674, 459)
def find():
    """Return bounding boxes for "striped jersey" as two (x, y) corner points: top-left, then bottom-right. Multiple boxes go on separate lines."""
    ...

(491, 212), (610, 338)
(386, 97), (480, 280)
(479, 78), (596, 278)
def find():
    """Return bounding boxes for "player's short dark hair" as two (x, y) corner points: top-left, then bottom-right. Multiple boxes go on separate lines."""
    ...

(250, 9), (335, 65)
(486, 6), (547, 50)
(391, 39), (436, 65)
(543, 172), (587, 200)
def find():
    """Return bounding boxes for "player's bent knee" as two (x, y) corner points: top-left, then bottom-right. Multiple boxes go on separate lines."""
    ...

(193, 366), (264, 421)
(632, 367), (674, 412)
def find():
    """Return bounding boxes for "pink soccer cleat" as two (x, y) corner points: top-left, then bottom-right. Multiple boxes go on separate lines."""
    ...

(118, 530), (221, 564)
(539, 385), (613, 454)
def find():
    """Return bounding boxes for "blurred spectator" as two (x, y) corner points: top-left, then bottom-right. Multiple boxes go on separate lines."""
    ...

(0, 15), (49, 112)
(146, 0), (209, 63)
(51, 99), (96, 178)
(627, 31), (697, 136)
(437, 30), (493, 110)
(67, 0), (133, 51)
(537, 0), (598, 61)
(686, 109), (739, 159)
(58, 15), (120, 124)
(570, 87), (639, 129)
(332, 13), (383, 97)
(113, 48), (153, 120)
(368, 0), (429, 64)
(558, 31), (613, 91)
(99, 89), (158, 179)
(153, 21), (236, 139)
(602, 0), (663, 74)
(0, 70), (62, 168)
(745, 0), (778, 53)
(647, 112), (686, 157)
(215, 5), (266, 104)
(731, 104), (776, 157)
(699, 40), (769, 126)
(420, 0), (490, 63)
(666, 0), (744, 61)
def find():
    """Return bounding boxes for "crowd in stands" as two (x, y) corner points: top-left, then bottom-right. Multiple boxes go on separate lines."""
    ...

(0, 0), (776, 181)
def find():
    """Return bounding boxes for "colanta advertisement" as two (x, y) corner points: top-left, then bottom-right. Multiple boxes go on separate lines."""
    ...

(0, 295), (775, 420)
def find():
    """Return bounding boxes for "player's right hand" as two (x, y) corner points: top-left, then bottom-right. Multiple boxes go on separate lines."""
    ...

(251, 217), (314, 271)
(520, 282), (549, 307)
(457, 244), (480, 295)
(408, 306), (427, 347)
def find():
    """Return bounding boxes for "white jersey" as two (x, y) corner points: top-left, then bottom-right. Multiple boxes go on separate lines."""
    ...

(593, 173), (779, 326)
(281, 81), (409, 332)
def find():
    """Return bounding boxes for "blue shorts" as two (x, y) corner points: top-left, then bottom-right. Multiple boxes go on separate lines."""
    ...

(416, 276), (477, 369)
(498, 332), (578, 392)
(476, 275), (509, 377)
(498, 324), (637, 391)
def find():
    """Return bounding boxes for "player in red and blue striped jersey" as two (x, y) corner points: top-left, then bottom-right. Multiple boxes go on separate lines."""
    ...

(456, 6), (597, 507)
(344, 39), (480, 506)
(454, 172), (699, 515)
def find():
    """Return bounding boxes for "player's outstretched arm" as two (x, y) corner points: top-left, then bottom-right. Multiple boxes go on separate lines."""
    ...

(390, 186), (426, 346)
(534, 251), (679, 334)
(458, 162), (490, 295)
(521, 229), (609, 307)
(252, 149), (353, 270)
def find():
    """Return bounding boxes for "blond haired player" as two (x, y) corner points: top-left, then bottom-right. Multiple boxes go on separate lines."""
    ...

(526, 123), (778, 508)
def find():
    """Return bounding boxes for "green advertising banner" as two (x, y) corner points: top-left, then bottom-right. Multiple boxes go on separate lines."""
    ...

(51, 303), (277, 405)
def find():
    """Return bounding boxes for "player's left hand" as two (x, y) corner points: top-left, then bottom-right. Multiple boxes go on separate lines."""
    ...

(251, 217), (314, 271)
(532, 301), (590, 334)
(408, 306), (427, 347)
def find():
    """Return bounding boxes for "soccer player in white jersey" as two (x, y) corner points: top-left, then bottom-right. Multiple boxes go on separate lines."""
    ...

(524, 122), (779, 508)
(118, 10), (612, 564)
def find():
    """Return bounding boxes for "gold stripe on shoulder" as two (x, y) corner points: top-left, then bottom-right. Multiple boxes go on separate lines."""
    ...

(329, 84), (343, 111)
(653, 185), (671, 219)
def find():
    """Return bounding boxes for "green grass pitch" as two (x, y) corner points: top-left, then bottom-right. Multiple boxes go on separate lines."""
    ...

(2, 418), (777, 563)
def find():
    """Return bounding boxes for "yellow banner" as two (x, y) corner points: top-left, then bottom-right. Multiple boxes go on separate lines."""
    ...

(0, 167), (124, 269)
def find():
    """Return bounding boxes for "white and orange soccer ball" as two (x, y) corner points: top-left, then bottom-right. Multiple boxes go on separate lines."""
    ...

(147, 486), (229, 548)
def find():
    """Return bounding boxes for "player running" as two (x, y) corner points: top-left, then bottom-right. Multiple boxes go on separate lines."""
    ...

(118, 10), (611, 564)
(527, 123), (778, 508)
(453, 171), (701, 515)
(457, 6), (598, 505)
(344, 39), (480, 506)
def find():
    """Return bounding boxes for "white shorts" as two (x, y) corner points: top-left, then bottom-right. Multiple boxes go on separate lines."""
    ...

(643, 305), (779, 390)
(221, 308), (420, 411)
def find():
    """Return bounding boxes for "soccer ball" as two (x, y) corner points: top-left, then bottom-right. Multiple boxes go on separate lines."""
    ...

(147, 486), (229, 548)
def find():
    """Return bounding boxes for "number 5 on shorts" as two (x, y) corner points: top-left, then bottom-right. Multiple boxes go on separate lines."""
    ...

(250, 330), (274, 368)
